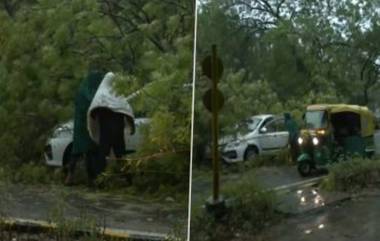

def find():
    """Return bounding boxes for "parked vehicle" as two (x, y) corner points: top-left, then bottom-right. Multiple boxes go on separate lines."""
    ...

(220, 114), (289, 163)
(297, 104), (376, 176)
(44, 118), (149, 167)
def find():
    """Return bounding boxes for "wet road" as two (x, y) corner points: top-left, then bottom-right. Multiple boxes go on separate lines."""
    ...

(253, 165), (311, 188)
(0, 183), (187, 237)
(192, 165), (380, 241)
(191, 165), (314, 205)
(255, 192), (380, 241)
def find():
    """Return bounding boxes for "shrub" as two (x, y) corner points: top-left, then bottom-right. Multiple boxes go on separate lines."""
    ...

(251, 148), (293, 168)
(321, 157), (380, 192)
(0, 162), (61, 185)
(96, 152), (189, 200)
(190, 176), (279, 241)
(49, 205), (102, 241)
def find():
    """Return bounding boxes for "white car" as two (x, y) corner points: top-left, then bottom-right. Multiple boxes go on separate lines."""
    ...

(220, 114), (289, 163)
(44, 118), (149, 167)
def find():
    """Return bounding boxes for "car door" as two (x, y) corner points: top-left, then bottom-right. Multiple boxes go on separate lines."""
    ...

(273, 118), (289, 149)
(258, 119), (279, 151)
(259, 118), (289, 151)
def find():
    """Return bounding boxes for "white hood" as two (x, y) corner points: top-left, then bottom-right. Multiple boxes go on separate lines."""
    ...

(87, 72), (135, 144)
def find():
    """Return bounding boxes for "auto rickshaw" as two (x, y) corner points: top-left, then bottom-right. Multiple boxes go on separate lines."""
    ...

(297, 104), (376, 176)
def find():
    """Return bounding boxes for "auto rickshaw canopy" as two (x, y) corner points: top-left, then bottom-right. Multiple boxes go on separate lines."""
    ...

(307, 104), (376, 137)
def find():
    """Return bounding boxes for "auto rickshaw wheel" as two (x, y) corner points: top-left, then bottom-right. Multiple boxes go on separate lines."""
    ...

(298, 162), (312, 177)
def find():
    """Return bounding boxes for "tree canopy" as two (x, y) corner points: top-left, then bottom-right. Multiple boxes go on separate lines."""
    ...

(0, 0), (194, 168)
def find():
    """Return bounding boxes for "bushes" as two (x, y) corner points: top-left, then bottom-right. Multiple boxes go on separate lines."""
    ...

(222, 149), (292, 175)
(322, 158), (380, 192)
(48, 200), (101, 241)
(0, 152), (189, 200)
(190, 176), (279, 241)
(251, 148), (293, 168)
(0, 162), (61, 185)
(96, 152), (189, 200)
(223, 177), (279, 231)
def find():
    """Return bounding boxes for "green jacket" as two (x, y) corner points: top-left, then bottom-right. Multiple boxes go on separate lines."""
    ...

(284, 113), (299, 142)
(72, 71), (104, 155)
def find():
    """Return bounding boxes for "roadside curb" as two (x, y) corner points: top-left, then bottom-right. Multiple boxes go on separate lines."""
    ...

(0, 217), (168, 241)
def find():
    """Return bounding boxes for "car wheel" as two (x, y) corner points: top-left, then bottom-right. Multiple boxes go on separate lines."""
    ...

(244, 147), (258, 162)
(298, 162), (312, 177)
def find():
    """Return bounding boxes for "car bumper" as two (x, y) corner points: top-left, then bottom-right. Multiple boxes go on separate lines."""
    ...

(44, 143), (62, 167)
(221, 146), (245, 163)
(44, 137), (71, 167)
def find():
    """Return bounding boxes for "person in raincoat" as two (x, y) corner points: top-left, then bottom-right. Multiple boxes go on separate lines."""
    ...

(65, 67), (106, 186)
(284, 113), (300, 162)
(87, 72), (135, 162)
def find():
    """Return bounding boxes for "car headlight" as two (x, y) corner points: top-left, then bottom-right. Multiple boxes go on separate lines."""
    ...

(232, 140), (242, 147)
(225, 140), (242, 149)
(312, 137), (319, 146)
(298, 137), (303, 145)
(53, 126), (72, 137)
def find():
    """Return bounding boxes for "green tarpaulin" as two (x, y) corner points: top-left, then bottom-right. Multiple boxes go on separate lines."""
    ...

(72, 71), (105, 155)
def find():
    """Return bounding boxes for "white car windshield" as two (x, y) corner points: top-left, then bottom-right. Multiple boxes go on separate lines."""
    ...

(236, 117), (262, 134)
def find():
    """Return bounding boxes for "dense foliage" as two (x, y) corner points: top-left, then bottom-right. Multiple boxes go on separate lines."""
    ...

(0, 0), (194, 191)
(194, 0), (380, 164)
(322, 157), (380, 192)
(191, 175), (278, 241)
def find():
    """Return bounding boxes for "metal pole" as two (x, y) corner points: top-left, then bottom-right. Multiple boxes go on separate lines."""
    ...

(211, 44), (220, 202)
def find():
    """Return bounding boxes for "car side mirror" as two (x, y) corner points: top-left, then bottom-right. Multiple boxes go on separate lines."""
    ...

(260, 127), (267, 133)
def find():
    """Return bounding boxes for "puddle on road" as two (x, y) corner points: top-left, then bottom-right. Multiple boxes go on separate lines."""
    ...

(259, 187), (380, 241)
(296, 188), (325, 209)
(277, 186), (330, 215)
(299, 211), (328, 236)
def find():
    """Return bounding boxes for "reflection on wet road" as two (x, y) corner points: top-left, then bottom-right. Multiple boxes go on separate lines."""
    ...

(192, 165), (380, 241)
(258, 189), (380, 241)
(297, 188), (325, 208)
(298, 189), (328, 236)
(275, 183), (347, 216)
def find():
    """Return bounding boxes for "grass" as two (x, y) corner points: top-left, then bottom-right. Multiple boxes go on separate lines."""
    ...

(321, 157), (380, 192)
(250, 147), (293, 168)
(94, 152), (190, 203)
(218, 147), (293, 175)
(0, 162), (62, 185)
(0, 198), (107, 241)
(48, 203), (102, 241)
(0, 153), (189, 204)
(190, 175), (280, 241)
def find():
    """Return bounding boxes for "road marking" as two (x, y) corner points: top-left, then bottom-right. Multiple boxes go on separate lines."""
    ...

(0, 217), (168, 241)
(270, 176), (326, 194)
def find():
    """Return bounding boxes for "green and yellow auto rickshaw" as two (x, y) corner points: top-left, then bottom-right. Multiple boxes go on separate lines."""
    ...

(297, 104), (376, 176)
